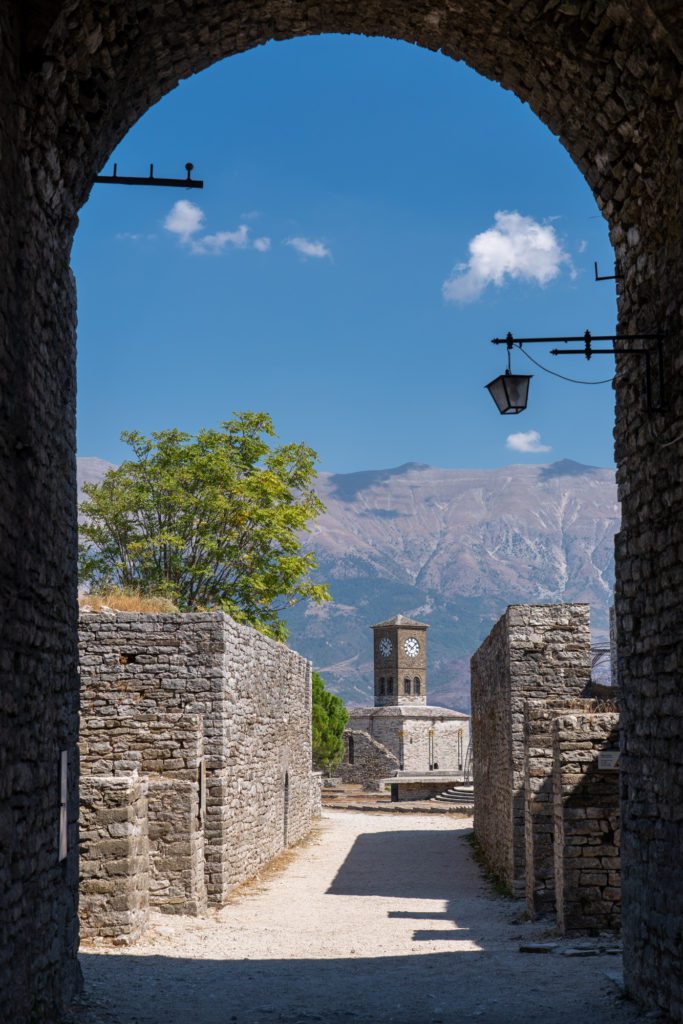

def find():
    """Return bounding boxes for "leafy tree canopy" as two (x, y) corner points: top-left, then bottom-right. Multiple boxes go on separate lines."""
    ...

(312, 671), (348, 773)
(78, 412), (329, 640)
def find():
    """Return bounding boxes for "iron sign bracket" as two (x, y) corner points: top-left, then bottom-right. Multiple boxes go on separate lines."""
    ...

(594, 261), (623, 282)
(95, 161), (203, 189)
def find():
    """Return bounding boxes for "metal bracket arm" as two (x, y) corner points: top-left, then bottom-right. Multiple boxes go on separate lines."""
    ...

(95, 162), (203, 189)
(491, 331), (665, 413)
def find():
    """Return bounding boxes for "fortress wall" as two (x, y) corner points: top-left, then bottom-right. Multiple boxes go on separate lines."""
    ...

(80, 611), (315, 907)
(471, 604), (591, 893)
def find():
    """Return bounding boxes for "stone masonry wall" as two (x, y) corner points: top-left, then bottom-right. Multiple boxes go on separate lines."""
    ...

(471, 605), (591, 893)
(310, 772), (323, 818)
(340, 730), (399, 790)
(79, 611), (314, 903)
(147, 779), (206, 916)
(79, 775), (149, 945)
(524, 697), (590, 918)
(81, 712), (204, 781)
(401, 718), (469, 774)
(553, 714), (621, 935)
(524, 696), (616, 920)
(348, 713), (469, 775)
(80, 711), (207, 918)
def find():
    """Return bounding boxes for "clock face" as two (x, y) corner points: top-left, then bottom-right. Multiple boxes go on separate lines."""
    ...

(404, 636), (420, 658)
(379, 637), (393, 658)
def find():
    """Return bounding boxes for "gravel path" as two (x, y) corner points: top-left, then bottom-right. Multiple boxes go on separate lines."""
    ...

(78, 810), (647, 1024)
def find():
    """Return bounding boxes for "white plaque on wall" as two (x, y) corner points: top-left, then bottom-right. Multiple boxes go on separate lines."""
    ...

(598, 750), (620, 771)
(59, 750), (68, 862)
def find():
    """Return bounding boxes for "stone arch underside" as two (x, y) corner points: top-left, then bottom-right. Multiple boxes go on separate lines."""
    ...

(2, 2), (683, 1021)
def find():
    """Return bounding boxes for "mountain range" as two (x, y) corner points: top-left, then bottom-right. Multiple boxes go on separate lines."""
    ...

(77, 457), (619, 713)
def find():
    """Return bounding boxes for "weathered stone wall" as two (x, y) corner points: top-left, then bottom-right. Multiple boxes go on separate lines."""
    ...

(147, 779), (206, 916)
(471, 604), (591, 893)
(0, 14), (81, 1020)
(553, 713), (621, 935)
(79, 775), (149, 945)
(524, 696), (616, 920)
(79, 611), (315, 904)
(524, 698), (584, 918)
(310, 771), (323, 817)
(401, 718), (469, 774)
(348, 710), (469, 773)
(81, 712), (204, 780)
(80, 709), (208, 920)
(2, 2), (683, 1018)
(340, 729), (399, 789)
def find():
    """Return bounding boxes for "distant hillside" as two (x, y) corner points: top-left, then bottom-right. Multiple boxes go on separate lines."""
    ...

(77, 457), (115, 517)
(283, 460), (619, 712)
(76, 457), (619, 713)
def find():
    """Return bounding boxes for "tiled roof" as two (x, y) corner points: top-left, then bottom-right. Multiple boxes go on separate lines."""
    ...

(370, 614), (429, 629)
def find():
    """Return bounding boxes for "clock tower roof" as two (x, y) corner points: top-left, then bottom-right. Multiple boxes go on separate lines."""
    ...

(371, 614), (429, 630)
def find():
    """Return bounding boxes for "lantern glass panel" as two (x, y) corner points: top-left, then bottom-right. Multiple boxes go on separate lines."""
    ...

(485, 371), (532, 414)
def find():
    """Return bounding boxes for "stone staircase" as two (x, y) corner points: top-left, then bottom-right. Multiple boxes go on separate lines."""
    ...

(320, 781), (472, 814)
(431, 785), (475, 806)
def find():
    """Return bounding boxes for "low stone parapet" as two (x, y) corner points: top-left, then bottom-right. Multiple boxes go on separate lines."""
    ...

(385, 774), (467, 802)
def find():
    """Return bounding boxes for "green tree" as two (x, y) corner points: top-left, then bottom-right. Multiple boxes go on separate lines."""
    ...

(78, 412), (329, 640)
(312, 671), (348, 773)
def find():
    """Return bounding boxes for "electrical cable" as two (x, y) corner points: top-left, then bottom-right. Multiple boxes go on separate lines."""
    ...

(517, 344), (614, 385)
(658, 431), (683, 448)
(512, 341), (681, 447)
(648, 421), (683, 448)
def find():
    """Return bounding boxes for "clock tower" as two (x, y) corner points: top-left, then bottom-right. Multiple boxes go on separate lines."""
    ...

(371, 615), (428, 707)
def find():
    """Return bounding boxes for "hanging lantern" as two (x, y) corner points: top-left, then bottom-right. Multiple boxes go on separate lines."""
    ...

(485, 369), (532, 414)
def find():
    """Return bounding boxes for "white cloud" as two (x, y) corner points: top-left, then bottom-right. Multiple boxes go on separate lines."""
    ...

(164, 200), (205, 242)
(190, 225), (249, 255)
(506, 430), (551, 454)
(164, 203), (272, 255)
(286, 237), (331, 259)
(577, 239), (588, 253)
(442, 211), (571, 303)
(115, 232), (156, 242)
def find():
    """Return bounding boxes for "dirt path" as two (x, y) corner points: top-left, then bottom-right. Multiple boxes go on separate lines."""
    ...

(79, 810), (646, 1024)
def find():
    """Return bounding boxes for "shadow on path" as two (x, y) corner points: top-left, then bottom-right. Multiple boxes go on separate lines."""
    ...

(326, 828), (491, 947)
(80, 949), (631, 1024)
(79, 822), (635, 1024)
(326, 829), (473, 899)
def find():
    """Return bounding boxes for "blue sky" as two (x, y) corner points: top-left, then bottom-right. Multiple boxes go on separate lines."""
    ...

(74, 34), (618, 473)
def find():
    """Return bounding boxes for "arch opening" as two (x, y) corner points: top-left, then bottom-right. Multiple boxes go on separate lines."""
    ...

(3, 4), (683, 1022)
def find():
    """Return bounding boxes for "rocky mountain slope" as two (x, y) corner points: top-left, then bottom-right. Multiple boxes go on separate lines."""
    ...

(77, 457), (619, 713)
(284, 460), (619, 712)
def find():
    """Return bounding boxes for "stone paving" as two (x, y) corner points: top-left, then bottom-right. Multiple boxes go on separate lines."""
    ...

(74, 810), (651, 1024)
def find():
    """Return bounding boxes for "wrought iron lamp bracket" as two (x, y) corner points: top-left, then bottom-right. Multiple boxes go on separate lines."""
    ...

(491, 331), (666, 413)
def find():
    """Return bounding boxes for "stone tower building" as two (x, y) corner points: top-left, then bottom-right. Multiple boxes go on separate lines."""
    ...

(372, 615), (428, 706)
(342, 613), (470, 797)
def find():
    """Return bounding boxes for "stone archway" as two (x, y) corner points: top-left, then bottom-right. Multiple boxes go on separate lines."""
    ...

(1, 3), (681, 1021)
